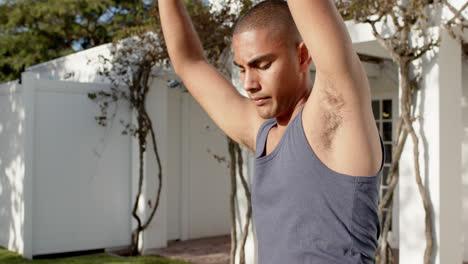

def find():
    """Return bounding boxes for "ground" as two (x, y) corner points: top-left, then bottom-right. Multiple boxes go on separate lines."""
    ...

(0, 235), (230, 264)
(148, 234), (231, 264)
(0, 248), (192, 264)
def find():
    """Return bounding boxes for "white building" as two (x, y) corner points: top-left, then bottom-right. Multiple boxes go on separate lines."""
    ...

(1, 3), (467, 264)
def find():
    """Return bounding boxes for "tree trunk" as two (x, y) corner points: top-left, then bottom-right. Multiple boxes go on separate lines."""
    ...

(131, 120), (146, 255)
(227, 139), (253, 264)
(228, 138), (238, 264)
(398, 60), (434, 264)
(141, 114), (163, 230)
(235, 144), (252, 264)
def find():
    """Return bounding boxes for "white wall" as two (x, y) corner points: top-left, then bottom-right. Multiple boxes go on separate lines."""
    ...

(437, 29), (463, 264)
(136, 74), (234, 253)
(166, 87), (184, 241)
(180, 89), (256, 263)
(24, 76), (133, 256)
(181, 92), (231, 239)
(24, 41), (171, 85)
(0, 38), (258, 261)
(462, 60), (468, 262)
(20, 41), (249, 258)
(138, 74), (171, 252)
(0, 81), (25, 254)
(25, 45), (112, 84)
(399, 29), (463, 264)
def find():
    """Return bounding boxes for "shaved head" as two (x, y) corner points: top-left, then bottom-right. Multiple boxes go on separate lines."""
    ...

(233, 0), (302, 45)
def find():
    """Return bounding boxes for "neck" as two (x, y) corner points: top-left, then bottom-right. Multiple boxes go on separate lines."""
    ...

(275, 74), (312, 127)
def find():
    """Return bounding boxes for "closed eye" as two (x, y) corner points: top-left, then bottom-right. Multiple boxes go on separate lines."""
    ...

(258, 62), (272, 70)
(233, 61), (245, 73)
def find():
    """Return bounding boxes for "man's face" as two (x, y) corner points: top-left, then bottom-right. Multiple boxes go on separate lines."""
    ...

(233, 28), (304, 119)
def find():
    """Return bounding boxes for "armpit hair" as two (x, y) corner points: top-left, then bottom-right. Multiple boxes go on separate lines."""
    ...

(320, 87), (345, 150)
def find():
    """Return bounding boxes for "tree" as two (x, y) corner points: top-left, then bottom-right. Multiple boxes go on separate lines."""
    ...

(227, 139), (253, 264)
(89, 31), (165, 256)
(88, 0), (255, 259)
(335, 1), (468, 263)
(439, 0), (468, 48)
(0, 0), (152, 82)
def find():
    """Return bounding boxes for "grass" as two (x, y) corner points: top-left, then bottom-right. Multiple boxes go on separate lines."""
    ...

(0, 247), (194, 264)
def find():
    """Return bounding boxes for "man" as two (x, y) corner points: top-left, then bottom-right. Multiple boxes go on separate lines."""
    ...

(159, 0), (383, 263)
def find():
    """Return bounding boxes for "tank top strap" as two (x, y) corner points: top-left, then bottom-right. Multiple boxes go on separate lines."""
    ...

(255, 118), (277, 158)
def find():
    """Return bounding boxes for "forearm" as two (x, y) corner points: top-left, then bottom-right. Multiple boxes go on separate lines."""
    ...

(159, 0), (206, 74)
(286, 0), (357, 75)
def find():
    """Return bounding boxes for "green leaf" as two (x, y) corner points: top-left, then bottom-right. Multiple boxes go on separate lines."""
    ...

(88, 93), (97, 100)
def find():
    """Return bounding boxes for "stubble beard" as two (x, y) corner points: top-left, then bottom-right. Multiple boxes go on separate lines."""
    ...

(256, 104), (277, 120)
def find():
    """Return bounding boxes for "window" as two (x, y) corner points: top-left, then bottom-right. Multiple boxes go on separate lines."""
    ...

(372, 99), (393, 231)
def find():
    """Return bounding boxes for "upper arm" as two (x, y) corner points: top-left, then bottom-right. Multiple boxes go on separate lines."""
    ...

(288, 0), (382, 176)
(287, 0), (360, 78)
(159, 0), (262, 151)
(287, 0), (372, 117)
(288, 0), (371, 123)
(177, 60), (262, 151)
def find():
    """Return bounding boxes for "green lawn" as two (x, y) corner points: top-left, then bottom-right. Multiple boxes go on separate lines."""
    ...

(0, 248), (194, 264)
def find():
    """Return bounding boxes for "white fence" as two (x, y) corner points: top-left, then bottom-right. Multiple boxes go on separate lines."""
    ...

(0, 72), (255, 262)
(30, 76), (132, 256)
(0, 73), (133, 258)
(0, 80), (25, 254)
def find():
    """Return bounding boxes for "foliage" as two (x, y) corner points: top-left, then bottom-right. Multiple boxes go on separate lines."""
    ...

(337, 0), (439, 61)
(0, 247), (193, 264)
(0, 0), (153, 82)
(439, 0), (468, 49)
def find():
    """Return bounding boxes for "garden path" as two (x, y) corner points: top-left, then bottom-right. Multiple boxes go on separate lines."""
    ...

(147, 234), (231, 264)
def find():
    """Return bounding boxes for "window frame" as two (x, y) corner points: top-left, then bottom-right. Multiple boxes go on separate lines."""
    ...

(372, 92), (399, 248)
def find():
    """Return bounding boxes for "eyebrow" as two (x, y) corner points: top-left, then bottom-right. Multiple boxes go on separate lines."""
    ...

(233, 54), (275, 68)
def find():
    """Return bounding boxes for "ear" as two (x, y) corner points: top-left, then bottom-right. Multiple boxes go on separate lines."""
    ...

(297, 42), (312, 72)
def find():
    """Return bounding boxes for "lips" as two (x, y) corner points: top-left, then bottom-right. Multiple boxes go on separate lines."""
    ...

(252, 97), (270, 106)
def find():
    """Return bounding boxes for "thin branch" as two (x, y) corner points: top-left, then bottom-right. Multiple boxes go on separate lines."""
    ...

(409, 39), (440, 60)
(441, 0), (468, 23)
(368, 21), (401, 61)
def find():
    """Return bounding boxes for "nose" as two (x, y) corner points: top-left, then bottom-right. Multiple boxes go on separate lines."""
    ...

(242, 70), (260, 93)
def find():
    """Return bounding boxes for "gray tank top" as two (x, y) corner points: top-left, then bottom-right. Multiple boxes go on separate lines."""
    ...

(253, 106), (383, 264)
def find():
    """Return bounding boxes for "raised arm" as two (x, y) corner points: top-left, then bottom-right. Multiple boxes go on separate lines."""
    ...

(287, 0), (382, 176)
(287, 0), (362, 80)
(159, 0), (261, 150)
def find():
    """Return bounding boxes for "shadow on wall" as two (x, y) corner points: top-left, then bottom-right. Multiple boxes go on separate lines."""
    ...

(416, 48), (439, 264)
(26, 44), (112, 84)
(462, 61), (468, 262)
(0, 81), (25, 253)
(396, 48), (440, 259)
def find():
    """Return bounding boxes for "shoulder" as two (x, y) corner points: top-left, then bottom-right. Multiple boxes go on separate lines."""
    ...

(239, 116), (273, 153)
